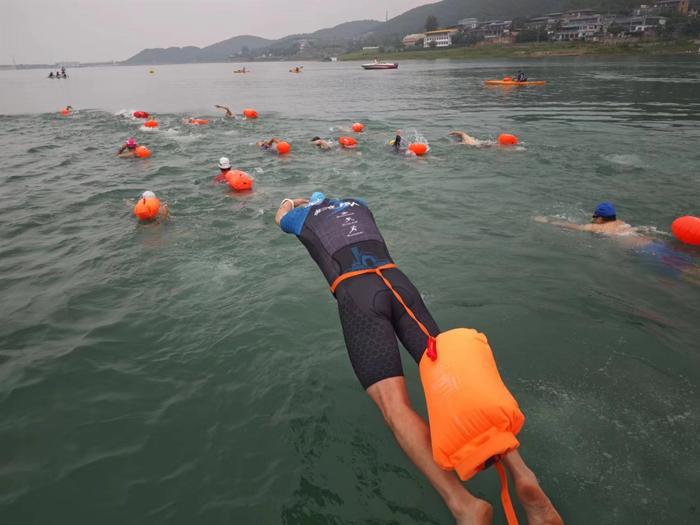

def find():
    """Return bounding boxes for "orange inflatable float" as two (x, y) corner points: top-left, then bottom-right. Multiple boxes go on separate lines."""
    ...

(276, 141), (291, 155)
(59, 107), (71, 116)
(498, 133), (519, 146)
(225, 170), (254, 192)
(144, 120), (159, 128)
(189, 118), (209, 125)
(352, 122), (364, 133)
(133, 191), (161, 221)
(135, 146), (151, 158)
(133, 111), (149, 119)
(330, 264), (524, 525)
(338, 136), (358, 149)
(243, 108), (258, 119)
(672, 215), (700, 246)
(408, 143), (428, 156)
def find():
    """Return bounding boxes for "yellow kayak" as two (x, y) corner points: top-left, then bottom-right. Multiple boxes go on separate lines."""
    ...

(485, 80), (547, 86)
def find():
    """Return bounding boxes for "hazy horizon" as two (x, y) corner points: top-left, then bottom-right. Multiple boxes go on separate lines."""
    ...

(1, 0), (432, 65)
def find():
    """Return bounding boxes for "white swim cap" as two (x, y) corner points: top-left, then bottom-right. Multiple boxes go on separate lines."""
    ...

(218, 157), (231, 169)
(141, 190), (156, 199)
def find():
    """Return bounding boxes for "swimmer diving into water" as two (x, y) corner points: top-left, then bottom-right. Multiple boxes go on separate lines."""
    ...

(275, 192), (563, 525)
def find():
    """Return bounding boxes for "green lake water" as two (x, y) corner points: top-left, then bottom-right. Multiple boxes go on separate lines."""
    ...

(0, 58), (699, 524)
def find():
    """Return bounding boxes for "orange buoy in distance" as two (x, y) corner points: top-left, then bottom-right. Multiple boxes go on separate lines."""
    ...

(243, 108), (258, 119)
(225, 170), (254, 192)
(338, 136), (358, 149)
(408, 143), (428, 156)
(133, 111), (149, 119)
(133, 193), (161, 221)
(135, 146), (151, 158)
(59, 107), (71, 116)
(144, 119), (159, 128)
(352, 122), (364, 133)
(672, 215), (700, 246)
(498, 133), (519, 146)
(276, 141), (291, 155)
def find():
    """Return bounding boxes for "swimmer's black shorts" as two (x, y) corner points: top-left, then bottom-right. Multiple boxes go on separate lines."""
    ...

(334, 268), (440, 389)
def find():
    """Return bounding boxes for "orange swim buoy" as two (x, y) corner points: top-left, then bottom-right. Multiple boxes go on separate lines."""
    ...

(498, 133), (519, 146)
(276, 141), (291, 155)
(408, 143), (428, 156)
(503, 76), (513, 82)
(144, 120), (159, 128)
(135, 146), (151, 158)
(133, 111), (149, 119)
(59, 108), (71, 116)
(672, 215), (700, 246)
(189, 118), (209, 125)
(225, 170), (254, 192)
(338, 136), (358, 149)
(352, 122), (364, 133)
(243, 108), (258, 119)
(133, 195), (161, 221)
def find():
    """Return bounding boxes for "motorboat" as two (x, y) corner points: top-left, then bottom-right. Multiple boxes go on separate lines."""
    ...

(362, 60), (398, 70)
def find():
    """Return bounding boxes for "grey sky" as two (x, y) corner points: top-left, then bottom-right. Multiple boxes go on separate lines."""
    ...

(1, 0), (432, 64)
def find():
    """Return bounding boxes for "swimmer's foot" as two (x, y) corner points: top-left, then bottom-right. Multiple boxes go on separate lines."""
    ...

(451, 498), (493, 525)
(514, 475), (563, 525)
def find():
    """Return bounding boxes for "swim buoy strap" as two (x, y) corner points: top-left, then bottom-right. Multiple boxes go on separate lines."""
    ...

(495, 461), (519, 525)
(329, 264), (438, 360)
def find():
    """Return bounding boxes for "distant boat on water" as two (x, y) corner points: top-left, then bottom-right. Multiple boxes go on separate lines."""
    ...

(362, 59), (398, 70)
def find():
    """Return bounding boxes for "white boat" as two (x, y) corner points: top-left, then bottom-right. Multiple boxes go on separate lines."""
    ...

(362, 60), (398, 70)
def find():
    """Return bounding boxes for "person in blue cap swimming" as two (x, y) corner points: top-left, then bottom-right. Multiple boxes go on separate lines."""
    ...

(535, 202), (698, 282)
(276, 191), (564, 525)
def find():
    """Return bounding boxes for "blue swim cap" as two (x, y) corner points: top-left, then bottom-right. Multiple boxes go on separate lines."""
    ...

(309, 191), (325, 205)
(593, 202), (616, 218)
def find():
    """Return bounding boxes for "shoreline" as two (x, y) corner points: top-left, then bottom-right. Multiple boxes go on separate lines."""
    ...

(340, 40), (699, 61)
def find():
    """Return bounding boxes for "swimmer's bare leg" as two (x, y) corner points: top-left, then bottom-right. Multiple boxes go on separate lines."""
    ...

(368, 377), (493, 525)
(214, 105), (234, 117)
(501, 451), (563, 525)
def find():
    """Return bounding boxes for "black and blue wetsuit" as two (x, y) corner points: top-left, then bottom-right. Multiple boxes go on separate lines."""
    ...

(280, 197), (439, 389)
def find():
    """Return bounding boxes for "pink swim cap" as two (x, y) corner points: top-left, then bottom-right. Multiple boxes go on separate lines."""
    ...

(126, 137), (137, 148)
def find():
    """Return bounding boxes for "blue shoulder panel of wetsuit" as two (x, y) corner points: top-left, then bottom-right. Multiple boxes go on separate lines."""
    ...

(280, 206), (311, 236)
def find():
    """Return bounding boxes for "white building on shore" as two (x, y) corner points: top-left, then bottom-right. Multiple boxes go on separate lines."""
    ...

(423, 28), (459, 48)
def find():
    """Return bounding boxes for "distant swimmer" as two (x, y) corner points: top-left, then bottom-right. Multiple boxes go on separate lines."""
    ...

(535, 202), (698, 281)
(310, 137), (332, 150)
(133, 190), (169, 223)
(214, 105), (235, 118)
(214, 157), (232, 183)
(48, 72), (54, 78)
(117, 137), (139, 157)
(448, 131), (492, 147)
(256, 137), (280, 150)
(275, 191), (564, 525)
(289, 66), (303, 73)
(390, 130), (403, 151)
(517, 70), (528, 82)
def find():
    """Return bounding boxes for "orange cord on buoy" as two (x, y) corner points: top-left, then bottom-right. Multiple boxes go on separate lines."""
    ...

(495, 461), (519, 525)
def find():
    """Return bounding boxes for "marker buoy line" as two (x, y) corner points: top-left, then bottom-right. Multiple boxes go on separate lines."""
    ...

(408, 143), (428, 156)
(144, 120), (159, 128)
(672, 215), (700, 246)
(243, 108), (258, 119)
(275, 141), (291, 155)
(338, 136), (358, 149)
(225, 170), (254, 192)
(135, 146), (151, 158)
(330, 265), (524, 525)
(133, 111), (149, 119)
(498, 133), (519, 146)
(352, 122), (364, 133)
(133, 191), (160, 221)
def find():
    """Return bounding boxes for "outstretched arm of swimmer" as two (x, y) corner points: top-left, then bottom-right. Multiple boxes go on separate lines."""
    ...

(117, 145), (127, 155)
(274, 198), (308, 225)
(448, 131), (479, 146)
(534, 216), (593, 232)
(215, 105), (234, 117)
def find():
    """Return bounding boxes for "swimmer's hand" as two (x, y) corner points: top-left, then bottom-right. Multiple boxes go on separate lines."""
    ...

(533, 215), (550, 224)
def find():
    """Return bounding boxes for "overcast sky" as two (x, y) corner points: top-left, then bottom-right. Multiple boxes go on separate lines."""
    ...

(0, 0), (432, 64)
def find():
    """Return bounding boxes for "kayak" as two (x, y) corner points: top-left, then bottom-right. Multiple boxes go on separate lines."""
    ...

(485, 80), (547, 86)
(362, 62), (398, 70)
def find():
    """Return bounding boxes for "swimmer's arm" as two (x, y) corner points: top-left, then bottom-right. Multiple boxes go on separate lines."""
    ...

(534, 216), (592, 231)
(159, 204), (169, 221)
(275, 198), (308, 225)
(117, 145), (127, 155)
(215, 105), (233, 117)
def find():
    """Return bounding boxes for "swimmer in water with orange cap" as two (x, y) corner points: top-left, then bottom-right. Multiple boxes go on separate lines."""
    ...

(117, 137), (139, 157)
(276, 192), (563, 525)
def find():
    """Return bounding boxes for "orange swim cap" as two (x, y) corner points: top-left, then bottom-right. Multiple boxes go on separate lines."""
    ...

(133, 193), (161, 221)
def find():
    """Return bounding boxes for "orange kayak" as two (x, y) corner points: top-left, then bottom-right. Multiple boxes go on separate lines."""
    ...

(485, 80), (547, 86)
